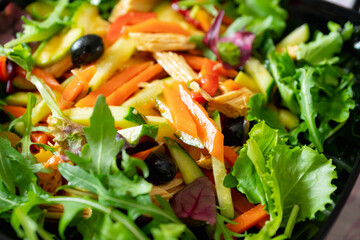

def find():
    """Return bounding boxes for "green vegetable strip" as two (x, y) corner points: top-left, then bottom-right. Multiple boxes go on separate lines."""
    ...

(212, 111), (234, 219)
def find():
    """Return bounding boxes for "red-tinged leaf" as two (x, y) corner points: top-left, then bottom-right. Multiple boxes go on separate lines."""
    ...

(203, 10), (255, 69)
(171, 176), (217, 226)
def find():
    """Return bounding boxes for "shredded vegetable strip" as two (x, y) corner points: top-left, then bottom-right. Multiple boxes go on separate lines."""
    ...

(163, 83), (197, 138)
(178, 82), (224, 161)
(226, 204), (268, 233)
(106, 63), (163, 106)
(76, 62), (152, 107)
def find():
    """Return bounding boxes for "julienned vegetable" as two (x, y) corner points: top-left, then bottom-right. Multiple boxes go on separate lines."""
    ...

(0, 0), (356, 240)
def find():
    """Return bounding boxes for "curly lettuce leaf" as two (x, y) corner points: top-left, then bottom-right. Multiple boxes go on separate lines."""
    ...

(224, 122), (283, 204)
(270, 145), (337, 224)
(236, 0), (287, 38)
(247, 94), (285, 131)
(268, 50), (299, 114)
(297, 31), (343, 66)
(227, 122), (337, 239)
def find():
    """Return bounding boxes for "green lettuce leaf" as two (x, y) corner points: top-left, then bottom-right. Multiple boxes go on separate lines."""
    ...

(268, 50), (299, 113)
(270, 145), (337, 223)
(236, 0), (287, 37)
(247, 94), (285, 131)
(227, 122), (337, 239)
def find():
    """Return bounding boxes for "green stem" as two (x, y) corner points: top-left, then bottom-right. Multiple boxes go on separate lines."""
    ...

(284, 204), (300, 238)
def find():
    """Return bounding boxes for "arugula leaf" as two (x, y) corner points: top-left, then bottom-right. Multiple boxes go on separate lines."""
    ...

(297, 31), (343, 66)
(59, 201), (86, 239)
(80, 212), (134, 240)
(121, 150), (149, 178)
(104, 172), (152, 198)
(0, 185), (27, 214)
(0, 137), (47, 197)
(297, 67), (355, 152)
(214, 213), (243, 240)
(10, 193), (54, 240)
(82, 95), (123, 175)
(151, 223), (186, 240)
(5, 0), (70, 48)
(58, 163), (108, 196)
(47, 196), (148, 240)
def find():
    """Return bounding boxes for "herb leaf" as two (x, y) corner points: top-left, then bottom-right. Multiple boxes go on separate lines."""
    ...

(83, 95), (123, 175)
(5, 0), (70, 48)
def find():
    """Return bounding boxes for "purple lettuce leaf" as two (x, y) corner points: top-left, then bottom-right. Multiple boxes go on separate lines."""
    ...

(171, 176), (217, 226)
(203, 10), (255, 69)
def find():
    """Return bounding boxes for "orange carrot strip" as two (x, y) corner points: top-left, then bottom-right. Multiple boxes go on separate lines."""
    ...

(2, 105), (26, 118)
(178, 83), (224, 161)
(182, 54), (238, 78)
(71, 65), (97, 83)
(226, 204), (268, 234)
(131, 145), (159, 160)
(231, 189), (255, 214)
(107, 12), (157, 44)
(61, 79), (85, 103)
(231, 189), (268, 229)
(75, 62), (151, 108)
(59, 66), (96, 110)
(224, 146), (239, 166)
(32, 67), (63, 92)
(106, 63), (163, 106)
(163, 83), (198, 138)
(125, 18), (191, 36)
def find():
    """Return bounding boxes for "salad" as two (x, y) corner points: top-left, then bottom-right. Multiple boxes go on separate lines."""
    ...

(0, 0), (358, 239)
